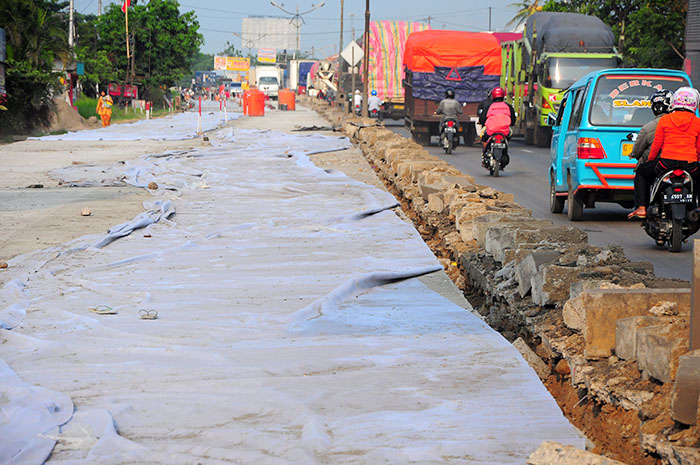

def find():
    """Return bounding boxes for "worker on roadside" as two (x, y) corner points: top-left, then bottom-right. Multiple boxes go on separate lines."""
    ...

(368, 89), (384, 121)
(96, 90), (113, 127)
(628, 87), (700, 219)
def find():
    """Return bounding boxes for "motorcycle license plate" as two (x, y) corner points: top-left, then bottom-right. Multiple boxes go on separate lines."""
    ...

(492, 143), (506, 148)
(622, 142), (634, 157)
(446, 127), (456, 133)
(663, 193), (693, 203)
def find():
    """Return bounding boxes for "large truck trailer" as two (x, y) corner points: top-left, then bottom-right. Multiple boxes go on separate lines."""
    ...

(500, 12), (622, 147)
(403, 30), (502, 146)
(367, 20), (430, 120)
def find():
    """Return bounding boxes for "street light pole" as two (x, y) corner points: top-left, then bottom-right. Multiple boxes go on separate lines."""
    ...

(270, 2), (326, 60)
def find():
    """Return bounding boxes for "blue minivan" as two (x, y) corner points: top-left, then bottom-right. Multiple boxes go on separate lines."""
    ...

(549, 68), (693, 220)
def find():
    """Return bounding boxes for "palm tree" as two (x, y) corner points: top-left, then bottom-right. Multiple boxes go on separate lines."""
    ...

(506, 0), (544, 29)
(0, 0), (70, 71)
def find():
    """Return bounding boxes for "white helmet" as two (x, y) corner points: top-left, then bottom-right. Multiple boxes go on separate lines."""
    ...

(355, 89), (361, 94)
(672, 87), (699, 112)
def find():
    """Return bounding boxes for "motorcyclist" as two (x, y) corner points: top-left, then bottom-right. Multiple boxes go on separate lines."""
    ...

(353, 89), (362, 114)
(628, 87), (700, 219)
(478, 86), (516, 164)
(435, 88), (462, 135)
(630, 89), (674, 169)
(368, 89), (383, 120)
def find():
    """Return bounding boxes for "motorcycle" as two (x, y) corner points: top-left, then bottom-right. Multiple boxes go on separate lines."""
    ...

(643, 168), (700, 252)
(440, 118), (459, 154)
(483, 132), (510, 177)
(354, 104), (361, 116)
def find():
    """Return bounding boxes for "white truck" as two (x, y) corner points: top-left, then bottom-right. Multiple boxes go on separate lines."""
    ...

(254, 66), (282, 99)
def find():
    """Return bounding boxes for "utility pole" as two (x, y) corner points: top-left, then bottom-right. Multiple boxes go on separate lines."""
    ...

(427, 16), (431, 27)
(336, 0), (343, 108)
(351, 17), (356, 96)
(68, 0), (74, 48)
(361, 0), (369, 117)
(488, 7), (492, 32)
(98, 0), (102, 16)
(295, 5), (300, 59)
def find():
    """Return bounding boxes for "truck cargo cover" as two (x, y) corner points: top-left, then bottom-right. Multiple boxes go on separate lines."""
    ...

(526, 12), (615, 56)
(368, 21), (430, 100)
(403, 30), (501, 74)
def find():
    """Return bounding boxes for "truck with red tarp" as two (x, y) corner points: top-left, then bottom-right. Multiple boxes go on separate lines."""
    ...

(403, 30), (502, 145)
(366, 21), (430, 119)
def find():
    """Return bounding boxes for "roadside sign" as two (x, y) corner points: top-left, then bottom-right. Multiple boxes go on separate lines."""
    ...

(258, 48), (277, 64)
(341, 41), (363, 66)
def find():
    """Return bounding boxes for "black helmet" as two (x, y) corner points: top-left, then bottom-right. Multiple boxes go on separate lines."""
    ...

(445, 88), (455, 99)
(650, 89), (673, 116)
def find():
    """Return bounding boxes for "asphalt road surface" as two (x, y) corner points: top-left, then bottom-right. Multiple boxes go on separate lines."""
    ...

(386, 121), (693, 281)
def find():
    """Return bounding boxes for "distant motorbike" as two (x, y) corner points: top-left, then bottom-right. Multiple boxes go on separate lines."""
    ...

(440, 118), (459, 154)
(483, 132), (510, 177)
(643, 168), (700, 252)
(354, 103), (361, 116)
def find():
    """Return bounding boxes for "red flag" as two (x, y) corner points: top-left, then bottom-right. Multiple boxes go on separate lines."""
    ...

(121, 0), (131, 13)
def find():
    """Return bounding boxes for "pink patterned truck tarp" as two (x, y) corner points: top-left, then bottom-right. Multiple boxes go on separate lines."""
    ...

(368, 21), (430, 101)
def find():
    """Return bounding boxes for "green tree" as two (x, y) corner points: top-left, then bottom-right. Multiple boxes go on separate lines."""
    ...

(541, 0), (686, 69)
(0, 0), (69, 134)
(506, 0), (544, 29)
(96, 0), (202, 86)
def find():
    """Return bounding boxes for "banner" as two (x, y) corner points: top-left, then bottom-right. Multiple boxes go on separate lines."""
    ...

(226, 56), (250, 71)
(215, 56), (250, 71)
(214, 56), (227, 70)
(257, 48), (277, 64)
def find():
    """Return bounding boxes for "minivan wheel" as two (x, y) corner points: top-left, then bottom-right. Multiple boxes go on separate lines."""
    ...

(550, 172), (565, 214)
(567, 176), (583, 221)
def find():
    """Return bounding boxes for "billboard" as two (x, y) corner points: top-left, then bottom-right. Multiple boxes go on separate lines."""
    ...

(257, 48), (277, 64)
(214, 56), (250, 71)
(242, 17), (295, 51)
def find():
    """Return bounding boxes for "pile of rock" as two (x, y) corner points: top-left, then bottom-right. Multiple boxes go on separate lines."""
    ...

(314, 103), (699, 464)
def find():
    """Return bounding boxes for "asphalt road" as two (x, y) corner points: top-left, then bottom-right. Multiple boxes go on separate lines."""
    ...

(386, 121), (693, 281)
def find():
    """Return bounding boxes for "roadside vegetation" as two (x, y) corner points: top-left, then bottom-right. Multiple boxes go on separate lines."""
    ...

(0, 0), (202, 137)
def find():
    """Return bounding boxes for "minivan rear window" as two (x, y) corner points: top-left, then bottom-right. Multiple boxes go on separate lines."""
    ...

(589, 74), (690, 127)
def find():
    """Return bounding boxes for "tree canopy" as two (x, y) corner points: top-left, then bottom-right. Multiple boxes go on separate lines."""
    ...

(95, 0), (203, 86)
(541, 0), (687, 69)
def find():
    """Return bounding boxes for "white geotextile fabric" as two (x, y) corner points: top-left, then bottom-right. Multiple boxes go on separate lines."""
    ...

(0, 126), (584, 464)
(33, 105), (233, 141)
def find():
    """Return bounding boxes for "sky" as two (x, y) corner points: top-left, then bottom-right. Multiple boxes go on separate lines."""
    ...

(73, 0), (523, 56)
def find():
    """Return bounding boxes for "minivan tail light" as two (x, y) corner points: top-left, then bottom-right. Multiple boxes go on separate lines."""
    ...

(542, 96), (552, 110)
(577, 137), (607, 159)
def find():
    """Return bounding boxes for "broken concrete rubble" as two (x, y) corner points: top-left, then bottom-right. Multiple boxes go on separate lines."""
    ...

(311, 100), (699, 465)
(672, 349), (700, 425)
(527, 441), (629, 465)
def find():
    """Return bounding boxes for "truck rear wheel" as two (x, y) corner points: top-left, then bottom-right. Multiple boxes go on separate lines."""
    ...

(535, 126), (551, 148)
(462, 123), (476, 147)
(525, 128), (535, 146)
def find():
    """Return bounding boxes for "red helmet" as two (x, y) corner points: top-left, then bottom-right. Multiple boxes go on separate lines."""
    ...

(491, 87), (505, 100)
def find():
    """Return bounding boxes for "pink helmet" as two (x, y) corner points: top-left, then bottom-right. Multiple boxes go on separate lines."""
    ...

(672, 87), (699, 112)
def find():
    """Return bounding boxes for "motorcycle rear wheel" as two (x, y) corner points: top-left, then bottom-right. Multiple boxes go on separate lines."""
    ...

(670, 218), (683, 253)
